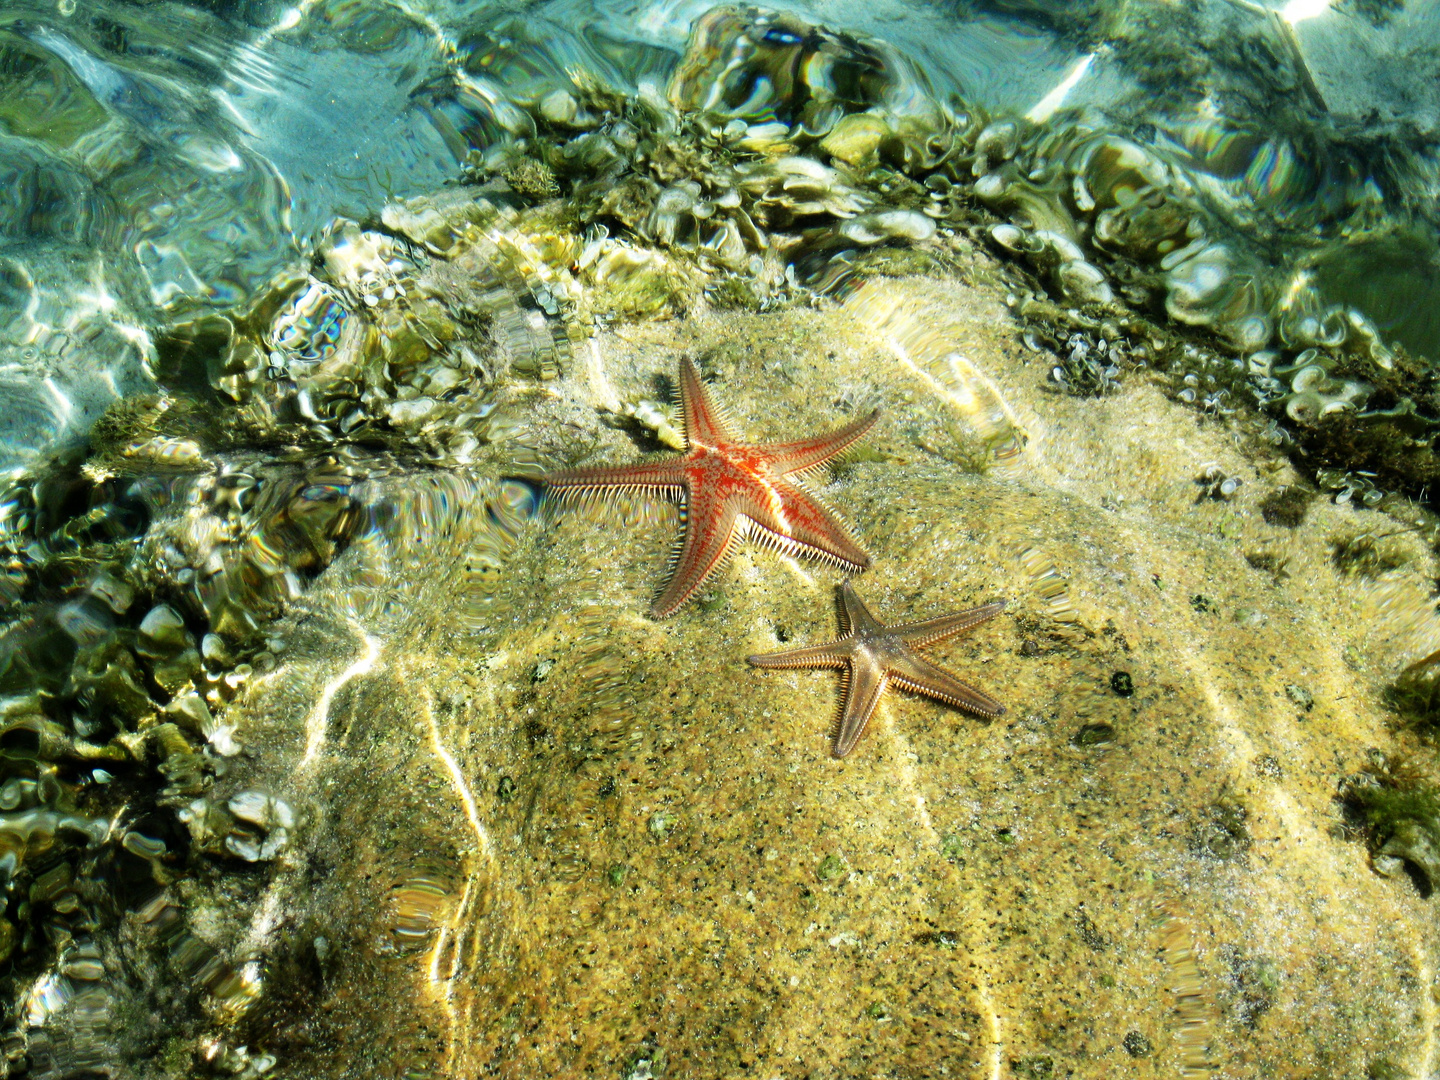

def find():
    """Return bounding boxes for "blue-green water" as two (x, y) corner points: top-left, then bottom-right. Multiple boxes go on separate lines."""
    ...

(2, 0), (1439, 469)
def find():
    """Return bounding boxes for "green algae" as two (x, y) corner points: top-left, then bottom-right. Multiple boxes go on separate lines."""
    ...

(1072, 723), (1115, 748)
(939, 833), (966, 863)
(1342, 757), (1440, 894)
(1258, 484), (1316, 527)
(502, 157), (561, 201)
(0, 35), (109, 147)
(1122, 1030), (1152, 1057)
(1369, 1058), (1413, 1080)
(1192, 793), (1252, 861)
(1010, 1055), (1055, 1079)
(1385, 661), (1440, 740)
(1331, 529), (1421, 576)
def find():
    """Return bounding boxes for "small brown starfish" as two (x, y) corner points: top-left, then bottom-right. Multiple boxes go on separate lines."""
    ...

(749, 580), (1006, 758)
(541, 358), (878, 618)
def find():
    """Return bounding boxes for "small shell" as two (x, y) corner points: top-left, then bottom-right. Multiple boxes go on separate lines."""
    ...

(539, 89), (578, 125)
(974, 119), (1020, 161)
(1056, 260), (1114, 305)
(229, 791), (294, 830)
(989, 223), (1029, 253)
(838, 209), (935, 246)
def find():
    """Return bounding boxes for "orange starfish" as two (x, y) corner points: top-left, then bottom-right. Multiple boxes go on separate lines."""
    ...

(749, 580), (1006, 758)
(541, 358), (878, 618)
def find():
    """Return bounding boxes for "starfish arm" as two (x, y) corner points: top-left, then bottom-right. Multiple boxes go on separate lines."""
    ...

(888, 651), (1005, 718)
(832, 660), (888, 758)
(895, 600), (1008, 647)
(838, 579), (883, 634)
(650, 496), (741, 618)
(744, 484), (871, 571)
(762, 408), (880, 476)
(540, 457), (689, 502)
(747, 639), (853, 670)
(677, 357), (734, 446)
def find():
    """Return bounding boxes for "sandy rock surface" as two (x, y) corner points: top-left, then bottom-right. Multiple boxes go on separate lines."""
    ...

(219, 272), (1440, 1079)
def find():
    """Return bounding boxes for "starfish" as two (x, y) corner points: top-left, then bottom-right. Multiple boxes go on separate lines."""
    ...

(748, 580), (1006, 758)
(540, 358), (878, 618)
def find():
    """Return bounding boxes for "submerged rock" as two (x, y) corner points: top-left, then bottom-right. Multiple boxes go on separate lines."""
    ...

(129, 272), (1440, 1077)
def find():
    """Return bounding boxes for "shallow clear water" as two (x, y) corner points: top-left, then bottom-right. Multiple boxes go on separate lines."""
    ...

(3, 0), (1440, 470)
(4, 0), (1440, 1076)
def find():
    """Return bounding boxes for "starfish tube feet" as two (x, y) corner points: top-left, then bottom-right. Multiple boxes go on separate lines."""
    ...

(538, 358), (879, 618)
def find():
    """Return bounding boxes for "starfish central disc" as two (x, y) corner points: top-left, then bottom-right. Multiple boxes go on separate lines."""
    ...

(749, 581), (1007, 758)
(540, 358), (879, 618)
